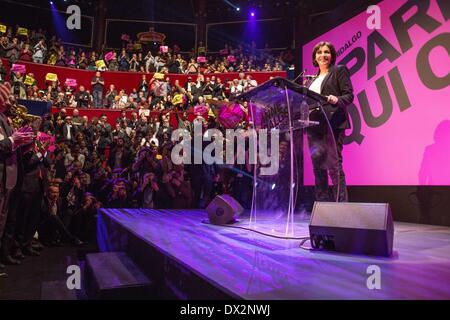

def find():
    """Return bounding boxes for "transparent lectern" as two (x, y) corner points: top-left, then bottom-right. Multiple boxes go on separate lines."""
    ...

(236, 77), (330, 237)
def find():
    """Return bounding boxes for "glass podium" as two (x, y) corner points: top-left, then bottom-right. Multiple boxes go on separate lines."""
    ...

(236, 77), (330, 237)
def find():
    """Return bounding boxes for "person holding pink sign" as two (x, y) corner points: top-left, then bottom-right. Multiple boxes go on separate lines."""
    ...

(306, 41), (354, 202)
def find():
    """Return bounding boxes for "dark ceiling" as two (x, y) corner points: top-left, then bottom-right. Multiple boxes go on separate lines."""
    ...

(200, 0), (345, 21)
(1, 0), (346, 22)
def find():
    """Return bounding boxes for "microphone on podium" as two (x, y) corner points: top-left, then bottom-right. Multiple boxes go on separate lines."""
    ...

(293, 69), (307, 83)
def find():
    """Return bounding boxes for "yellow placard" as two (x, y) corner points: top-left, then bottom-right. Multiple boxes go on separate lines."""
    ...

(47, 54), (57, 65)
(133, 43), (142, 51)
(172, 94), (184, 105)
(17, 27), (28, 36)
(208, 107), (216, 118)
(24, 76), (35, 86)
(0, 25), (6, 33)
(95, 60), (106, 69)
(153, 72), (164, 80)
(45, 73), (58, 82)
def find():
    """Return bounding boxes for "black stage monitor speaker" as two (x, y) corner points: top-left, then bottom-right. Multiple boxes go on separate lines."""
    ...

(206, 195), (243, 225)
(309, 202), (394, 257)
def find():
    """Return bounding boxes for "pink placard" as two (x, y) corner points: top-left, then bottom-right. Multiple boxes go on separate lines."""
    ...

(104, 51), (114, 62)
(194, 104), (208, 115)
(302, 0), (450, 185)
(218, 104), (245, 129)
(197, 56), (206, 63)
(227, 55), (236, 63)
(37, 132), (55, 152)
(11, 64), (26, 73)
(65, 78), (77, 88)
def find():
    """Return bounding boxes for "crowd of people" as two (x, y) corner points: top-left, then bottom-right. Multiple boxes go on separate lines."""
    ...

(0, 25), (291, 109)
(0, 66), (259, 270)
(0, 26), (293, 74)
(0, 26), (353, 284)
(2, 62), (263, 110)
(0, 25), (294, 272)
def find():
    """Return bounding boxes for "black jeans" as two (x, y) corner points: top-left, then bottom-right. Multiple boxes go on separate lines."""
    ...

(1, 188), (19, 258)
(39, 214), (77, 244)
(15, 191), (43, 248)
(307, 126), (348, 202)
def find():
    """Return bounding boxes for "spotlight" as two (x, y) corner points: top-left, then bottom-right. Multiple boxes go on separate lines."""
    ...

(271, 183), (276, 190)
(250, 11), (255, 17)
(236, 7), (240, 11)
(49, 1), (53, 4)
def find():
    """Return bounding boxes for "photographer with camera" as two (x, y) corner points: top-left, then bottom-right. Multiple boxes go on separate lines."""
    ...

(60, 172), (84, 232)
(133, 172), (159, 208)
(71, 192), (101, 242)
(162, 163), (192, 209)
(108, 180), (130, 208)
(132, 146), (162, 181)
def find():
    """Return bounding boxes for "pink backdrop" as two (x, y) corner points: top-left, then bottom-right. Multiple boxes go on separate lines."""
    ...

(302, 0), (450, 185)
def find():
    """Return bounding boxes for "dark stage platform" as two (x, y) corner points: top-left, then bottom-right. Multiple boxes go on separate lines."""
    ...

(97, 208), (450, 299)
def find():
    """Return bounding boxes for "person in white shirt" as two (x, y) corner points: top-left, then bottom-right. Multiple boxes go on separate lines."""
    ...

(32, 38), (47, 64)
(230, 79), (243, 97)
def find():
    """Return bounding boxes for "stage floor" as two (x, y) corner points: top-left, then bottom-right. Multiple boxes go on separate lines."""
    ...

(98, 208), (450, 299)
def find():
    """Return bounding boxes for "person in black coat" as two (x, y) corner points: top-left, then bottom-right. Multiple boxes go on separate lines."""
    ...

(14, 145), (52, 256)
(108, 137), (134, 170)
(306, 41), (354, 202)
(0, 84), (34, 267)
(80, 116), (95, 148)
(38, 184), (82, 246)
(0, 59), (7, 84)
(96, 115), (112, 156)
(138, 74), (149, 98)
(62, 116), (77, 144)
(42, 113), (55, 135)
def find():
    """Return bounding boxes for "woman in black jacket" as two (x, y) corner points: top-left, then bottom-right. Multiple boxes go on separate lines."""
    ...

(307, 41), (354, 202)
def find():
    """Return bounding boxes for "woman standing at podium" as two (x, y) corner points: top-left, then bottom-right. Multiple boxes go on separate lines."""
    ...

(307, 41), (354, 202)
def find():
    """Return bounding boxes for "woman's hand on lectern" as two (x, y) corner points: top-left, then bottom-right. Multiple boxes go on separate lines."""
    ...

(327, 95), (338, 105)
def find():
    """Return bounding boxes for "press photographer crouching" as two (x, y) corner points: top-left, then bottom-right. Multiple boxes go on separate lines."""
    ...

(38, 183), (83, 246)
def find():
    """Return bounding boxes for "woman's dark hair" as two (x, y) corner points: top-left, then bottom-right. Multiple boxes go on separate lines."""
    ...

(312, 41), (336, 67)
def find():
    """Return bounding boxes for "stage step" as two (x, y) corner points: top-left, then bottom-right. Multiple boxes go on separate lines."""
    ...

(85, 252), (154, 299)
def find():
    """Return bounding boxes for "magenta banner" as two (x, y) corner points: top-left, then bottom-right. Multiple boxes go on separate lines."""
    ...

(302, 0), (450, 185)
